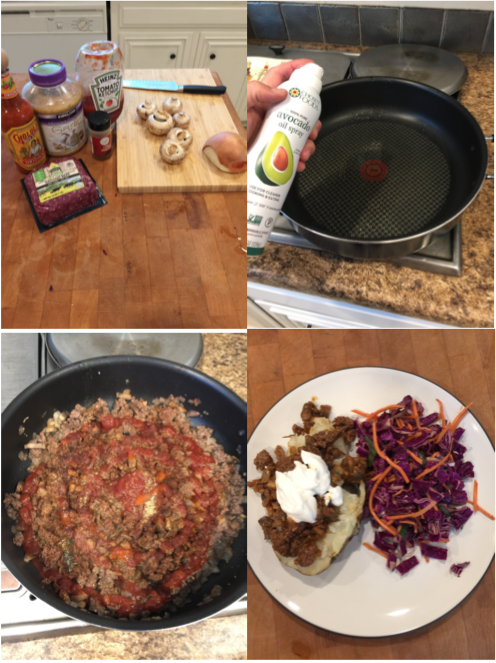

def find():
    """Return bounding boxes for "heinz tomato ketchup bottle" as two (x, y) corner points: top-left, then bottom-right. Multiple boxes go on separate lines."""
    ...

(247, 63), (323, 257)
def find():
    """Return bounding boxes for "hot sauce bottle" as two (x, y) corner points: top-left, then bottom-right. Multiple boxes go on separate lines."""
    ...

(1, 49), (46, 173)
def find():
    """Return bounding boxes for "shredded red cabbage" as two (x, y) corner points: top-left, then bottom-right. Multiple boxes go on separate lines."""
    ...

(358, 396), (474, 576)
(396, 556), (419, 576)
(450, 562), (470, 577)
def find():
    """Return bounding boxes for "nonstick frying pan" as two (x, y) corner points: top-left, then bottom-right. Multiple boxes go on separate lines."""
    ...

(282, 77), (490, 260)
(1, 356), (247, 632)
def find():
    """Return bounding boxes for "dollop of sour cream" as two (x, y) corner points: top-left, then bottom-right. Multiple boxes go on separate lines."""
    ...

(275, 450), (343, 523)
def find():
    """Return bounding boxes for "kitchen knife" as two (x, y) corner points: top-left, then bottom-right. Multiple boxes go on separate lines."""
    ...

(123, 80), (226, 94)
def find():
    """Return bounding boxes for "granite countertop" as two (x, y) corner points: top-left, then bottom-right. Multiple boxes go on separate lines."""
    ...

(248, 41), (494, 328)
(1, 333), (247, 661)
(198, 333), (247, 402)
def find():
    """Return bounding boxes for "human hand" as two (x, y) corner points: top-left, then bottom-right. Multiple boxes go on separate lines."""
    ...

(247, 59), (322, 172)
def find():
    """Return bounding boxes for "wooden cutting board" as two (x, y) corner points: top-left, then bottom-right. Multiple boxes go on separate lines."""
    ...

(117, 69), (246, 193)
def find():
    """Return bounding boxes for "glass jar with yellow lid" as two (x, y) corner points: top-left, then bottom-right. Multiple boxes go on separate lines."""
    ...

(22, 59), (86, 157)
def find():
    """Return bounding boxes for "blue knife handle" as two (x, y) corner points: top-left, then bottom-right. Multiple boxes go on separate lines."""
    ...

(182, 85), (226, 95)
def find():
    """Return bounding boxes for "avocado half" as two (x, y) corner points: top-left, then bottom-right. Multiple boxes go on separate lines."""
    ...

(255, 131), (294, 186)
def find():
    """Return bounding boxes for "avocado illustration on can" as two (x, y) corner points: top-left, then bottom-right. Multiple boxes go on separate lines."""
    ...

(255, 132), (294, 186)
(247, 63), (323, 257)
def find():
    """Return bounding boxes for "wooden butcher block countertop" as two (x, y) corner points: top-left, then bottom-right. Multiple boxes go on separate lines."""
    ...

(1, 72), (246, 330)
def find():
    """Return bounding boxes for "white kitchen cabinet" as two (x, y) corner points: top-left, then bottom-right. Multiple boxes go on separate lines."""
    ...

(111, 1), (247, 122)
(117, 31), (199, 69)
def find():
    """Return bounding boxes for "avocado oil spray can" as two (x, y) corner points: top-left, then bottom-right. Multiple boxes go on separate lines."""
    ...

(247, 63), (324, 257)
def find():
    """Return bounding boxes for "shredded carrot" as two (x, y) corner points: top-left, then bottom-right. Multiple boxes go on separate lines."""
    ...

(369, 466), (397, 536)
(405, 448), (423, 465)
(418, 538), (450, 544)
(365, 404), (405, 422)
(436, 399), (445, 428)
(412, 399), (421, 429)
(372, 421), (410, 484)
(450, 402), (473, 432)
(406, 423), (413, 431)
(473, 480), (478, 513)
(424, 556), (429, 563)
(387, 500), (437, 521)
(397, 419), (404, 429)
(433, 504), (439, 511)
(363, 542), (388, 559)
(468, 500), (495, 520)
(351, 409), (371, 418)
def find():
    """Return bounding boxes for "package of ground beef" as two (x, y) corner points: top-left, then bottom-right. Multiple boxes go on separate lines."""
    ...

(22, 158), (106, 231)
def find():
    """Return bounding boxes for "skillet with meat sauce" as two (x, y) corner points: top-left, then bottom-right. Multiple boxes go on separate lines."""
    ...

(2, 356), (247, 632)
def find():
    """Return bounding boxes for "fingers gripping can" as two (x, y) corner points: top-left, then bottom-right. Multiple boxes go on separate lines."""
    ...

(247, 63), (323, 257)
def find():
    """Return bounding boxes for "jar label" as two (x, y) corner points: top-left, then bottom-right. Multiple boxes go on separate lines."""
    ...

(1, 72), (18, 99)
(37, 101), (86, 156)
(2, 117), (46, 170)
(90, 133), (112, 157)
(32, 160), (85, 203)
(90, 69), (122, 113)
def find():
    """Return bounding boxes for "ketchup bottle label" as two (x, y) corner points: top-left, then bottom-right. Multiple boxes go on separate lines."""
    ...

(90, 70), (122, 113)
(1, 72), (18, 99)
(2, 118), (46, 170)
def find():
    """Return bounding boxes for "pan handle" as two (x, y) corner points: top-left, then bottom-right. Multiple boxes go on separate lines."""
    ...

(485, 136), (494, 179)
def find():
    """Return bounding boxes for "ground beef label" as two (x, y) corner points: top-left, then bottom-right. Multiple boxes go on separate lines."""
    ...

(32, 160), (85, 203)
(2, 116), (46, 170)
(89, 70), (122, 113)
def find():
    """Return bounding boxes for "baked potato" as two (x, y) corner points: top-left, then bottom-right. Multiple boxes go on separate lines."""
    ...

(249, 404), (367, 577)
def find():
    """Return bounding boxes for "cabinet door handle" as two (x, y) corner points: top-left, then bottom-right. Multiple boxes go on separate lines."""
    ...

(170, 53), (176, 60)
(210, 53), (216, 60)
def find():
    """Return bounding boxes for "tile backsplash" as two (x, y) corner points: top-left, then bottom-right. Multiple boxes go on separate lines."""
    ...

(247, 2), (494, 54)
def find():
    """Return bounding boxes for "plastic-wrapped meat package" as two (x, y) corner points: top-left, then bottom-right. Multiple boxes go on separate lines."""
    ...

(24, 158), (98, 226)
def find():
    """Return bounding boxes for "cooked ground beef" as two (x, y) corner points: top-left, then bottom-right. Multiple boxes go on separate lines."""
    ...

(4, 391), (245, 620)
(248, 401), (365, 567)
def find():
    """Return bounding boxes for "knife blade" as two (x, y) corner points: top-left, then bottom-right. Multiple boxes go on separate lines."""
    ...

(123, 80), (226, 95)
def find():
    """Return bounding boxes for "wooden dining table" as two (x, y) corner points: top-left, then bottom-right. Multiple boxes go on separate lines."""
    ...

(1, 72), (246, 330)
(247, 329), (495, 660)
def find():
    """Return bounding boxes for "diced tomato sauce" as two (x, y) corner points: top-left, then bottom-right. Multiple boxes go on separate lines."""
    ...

(18, 410), (222, 617)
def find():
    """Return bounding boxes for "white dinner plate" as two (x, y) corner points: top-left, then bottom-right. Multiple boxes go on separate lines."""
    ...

(248, 367), (495, 637)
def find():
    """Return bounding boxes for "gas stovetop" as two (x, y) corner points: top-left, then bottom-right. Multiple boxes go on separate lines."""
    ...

(1, 334), (246, 641)
(248, 45), (464, 276)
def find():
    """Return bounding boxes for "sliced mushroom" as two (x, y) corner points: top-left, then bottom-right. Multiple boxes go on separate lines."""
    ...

(146, 110), (174, 135)
(136, 99), (156, 120)
(162, 96), (182, 115)
(160, 139), (186, 164)
(167, 127), (193, 150)
(173, 111), (190, 128)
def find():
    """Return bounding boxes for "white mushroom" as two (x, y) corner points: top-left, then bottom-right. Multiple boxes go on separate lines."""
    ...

(136, 99), (156, 120)
(160, 139), (186, 164)
(146, 110), (174, 135)
(167, 127), (193, 150)
(162, 96), (182, 115)
(173, 111), (190, 128)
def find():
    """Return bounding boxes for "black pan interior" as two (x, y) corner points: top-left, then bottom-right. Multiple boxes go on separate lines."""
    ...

(1, 356), (247, 632)
(283, 77), (487, 241)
